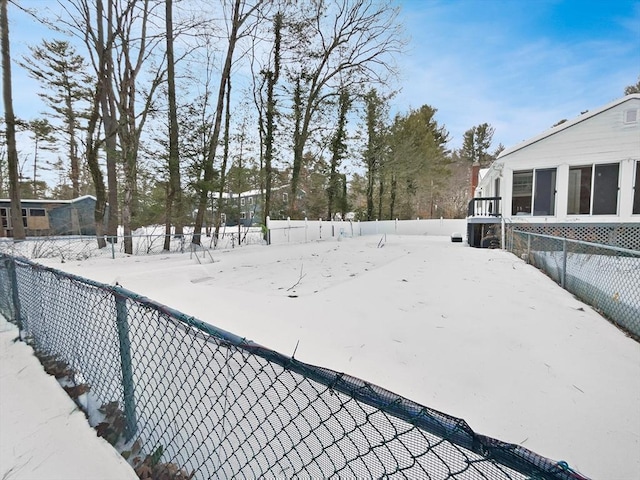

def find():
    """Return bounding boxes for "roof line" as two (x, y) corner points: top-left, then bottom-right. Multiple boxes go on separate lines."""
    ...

(497, 93), (640, 159)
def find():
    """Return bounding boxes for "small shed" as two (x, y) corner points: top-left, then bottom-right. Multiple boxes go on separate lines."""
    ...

(0, 195), (99, 237)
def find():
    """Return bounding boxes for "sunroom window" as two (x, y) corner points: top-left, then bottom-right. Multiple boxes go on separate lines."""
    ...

(568, 163), (619, 215)
(512, 170), (533, 215)
(533, 168), (556, 216)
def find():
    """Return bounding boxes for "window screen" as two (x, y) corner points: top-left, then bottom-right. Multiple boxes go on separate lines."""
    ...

(592, 163), (619, 215)
(512, 170), (533, 215)
(568, 166), (592, 215)
(533, 168), (556, 216)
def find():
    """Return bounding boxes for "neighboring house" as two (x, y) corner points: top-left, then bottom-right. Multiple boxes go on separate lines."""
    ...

(0, 195), (100, 237)
(468, 93), (640, 249)
(215, 186), (305, 227)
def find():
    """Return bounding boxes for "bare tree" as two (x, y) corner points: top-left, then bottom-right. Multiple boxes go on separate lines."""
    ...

(283, 0), (404, 215)
(192, 0), (264, 245)
(163, 0), (183, 251)
(1, 0), (25, 239)
(64, 0), (169, 254)
(62, 0), (120, 245)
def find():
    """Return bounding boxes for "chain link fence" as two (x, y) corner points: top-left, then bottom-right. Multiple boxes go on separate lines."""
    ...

(0, 253), (589, 479)
(507, 230), (640, 339)
(0, 230), (265, 261)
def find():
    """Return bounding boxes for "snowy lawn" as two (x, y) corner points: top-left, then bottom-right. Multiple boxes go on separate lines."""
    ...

(6, 234), (639, 479)
(0, 316), (138, 480)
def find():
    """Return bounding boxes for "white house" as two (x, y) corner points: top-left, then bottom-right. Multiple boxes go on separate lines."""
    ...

(468, 93), (640, 249)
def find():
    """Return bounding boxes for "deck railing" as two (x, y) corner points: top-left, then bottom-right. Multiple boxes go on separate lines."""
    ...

(468, 197), (502, 217)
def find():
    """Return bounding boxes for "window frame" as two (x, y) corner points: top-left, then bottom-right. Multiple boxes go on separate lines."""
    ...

(29, 208), (46, 217)
(532, 168), (557, 216)
(0, 207), (10, 229)
(633, 161), (640, 215)
(511, 170), (533, 216)
(567, 163), (620, 216)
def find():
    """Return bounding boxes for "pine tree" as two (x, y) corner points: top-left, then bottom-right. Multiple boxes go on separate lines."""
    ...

(20, 40), (92, 198)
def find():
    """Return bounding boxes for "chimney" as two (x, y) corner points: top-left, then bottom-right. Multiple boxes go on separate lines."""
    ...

(470, 162), (481, 198)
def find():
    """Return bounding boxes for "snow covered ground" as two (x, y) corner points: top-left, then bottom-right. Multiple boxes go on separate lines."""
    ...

(0, 316), (138, 480)
(2, 234), (639, 479)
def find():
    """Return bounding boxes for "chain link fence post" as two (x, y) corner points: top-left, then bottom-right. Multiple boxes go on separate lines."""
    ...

(6, 257), (23, 332)
(115, 289), (137, 441)
(561, 238), (567, 289)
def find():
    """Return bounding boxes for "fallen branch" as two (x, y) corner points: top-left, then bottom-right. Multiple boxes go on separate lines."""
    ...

(287, 265), (306, 291)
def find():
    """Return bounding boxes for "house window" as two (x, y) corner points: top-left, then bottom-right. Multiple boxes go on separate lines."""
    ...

(0, 207), (9, 229)
(248, 197), (254, 205)
(593, 164), (619, 214)
(512, 170), (533, 215)
(283, 192), (289, 203)
(634, 161), (640, 215)
(250, 211), (255, 219)
(240, 198), (245, 206)
(568, 163), (619, 215)
(533, 168), (556, 216)
(29, 208), (46, 217)
(568, 166), (592, 214)
(21, 209), (27, 227)
(240, 212), (246, 220)
(623, 109), (638, 124)
(220, 213), (226, 224)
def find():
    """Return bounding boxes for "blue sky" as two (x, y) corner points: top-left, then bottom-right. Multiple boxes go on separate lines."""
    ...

(395, 0), (640, 150)
(4, 0), (640, 156)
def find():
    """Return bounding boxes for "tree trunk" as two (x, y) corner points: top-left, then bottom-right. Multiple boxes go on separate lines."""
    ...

(164, 0), (182, 251)
(100, 0), (119, 241)
(262, 12), (282, 227)
(213, 73), (233, 244)
(193, 0), (245, 245)
(1, 0), (25, 240)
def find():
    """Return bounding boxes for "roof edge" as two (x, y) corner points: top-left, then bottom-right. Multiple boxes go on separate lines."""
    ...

(497, 93), (640, 159)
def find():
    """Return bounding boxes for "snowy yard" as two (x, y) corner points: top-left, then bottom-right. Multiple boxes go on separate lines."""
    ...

(2, 234), (639, 479)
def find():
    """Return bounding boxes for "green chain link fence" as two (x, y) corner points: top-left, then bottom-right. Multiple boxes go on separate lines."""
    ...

(0, 253), (589, 479)
(507, 230), (640, 339)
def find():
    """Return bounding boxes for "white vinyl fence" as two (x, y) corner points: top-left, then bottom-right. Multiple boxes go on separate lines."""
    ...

(266, 218), (467, 245)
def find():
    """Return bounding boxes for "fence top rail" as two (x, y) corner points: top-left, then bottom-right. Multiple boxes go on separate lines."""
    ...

(0, 251), (581, 479)
(512, 229), (640, 256)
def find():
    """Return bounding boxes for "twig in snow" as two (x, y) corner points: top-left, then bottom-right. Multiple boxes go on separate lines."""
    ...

(287, 265), (306, 291)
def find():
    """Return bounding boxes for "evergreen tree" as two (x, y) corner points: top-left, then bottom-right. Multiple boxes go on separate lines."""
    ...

(387, 105), (450, 219)
(20, 40), (92, 198)
(624, 76), (640, 95)
(27, 118), (56, 197)
(460, 122), (496, 167)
